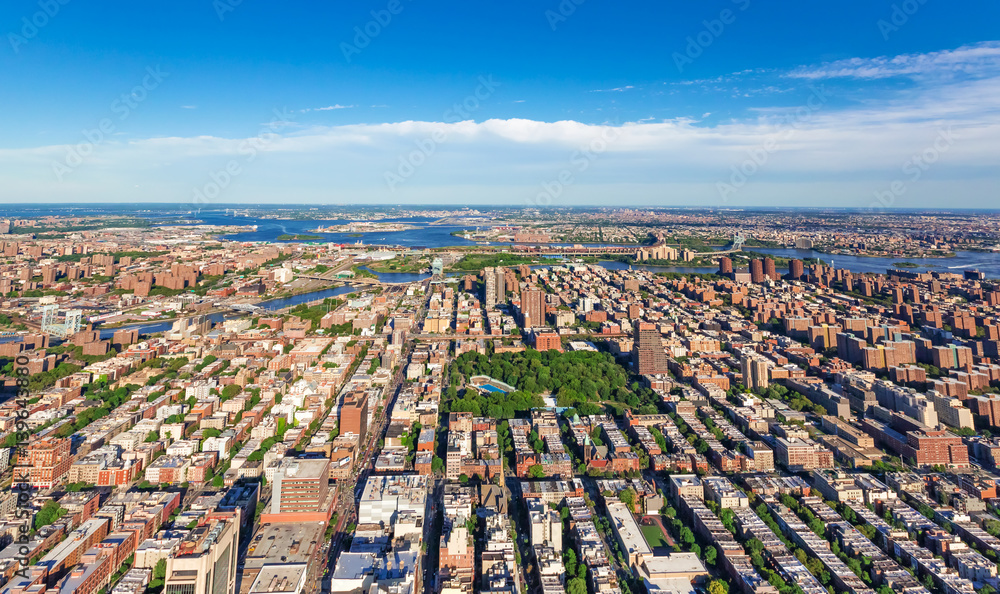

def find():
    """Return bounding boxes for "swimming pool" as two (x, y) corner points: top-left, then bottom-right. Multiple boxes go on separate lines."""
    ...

(469, 375), (516, 395)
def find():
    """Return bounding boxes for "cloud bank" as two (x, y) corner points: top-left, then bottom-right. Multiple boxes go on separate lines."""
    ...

(1, 42), (998, 208)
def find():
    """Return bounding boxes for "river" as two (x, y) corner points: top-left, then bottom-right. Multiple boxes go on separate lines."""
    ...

(11, 203), (995, 277)
(748, 248), (1000, 279)
(206, 214), (999, 280)
(94, 285), (362, 339)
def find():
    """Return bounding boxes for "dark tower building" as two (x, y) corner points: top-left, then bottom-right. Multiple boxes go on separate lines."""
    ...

(519, 288), (545, 329)
(750, 259), (765, 284)
(632, 322), (669, 375)
(764, 258), (778, 280)
(718, 257), (733, 275)
(788, 259), (804, 280)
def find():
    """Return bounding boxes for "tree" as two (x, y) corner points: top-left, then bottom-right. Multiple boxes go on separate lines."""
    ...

(847, 558), (863, 578)
(809, 517), (825, 536)
(34, 500), (67, 530)
(708, 579), (729, 594)
(704, 546), (717, 566)
(679, 526), (695, 546)
(719, 508), (736, 533)
(567, 577), (587, 594)
(619, 489), (636, 513)
(563, 549), (578, 577)
(153, 559), (166, 580)
(431, 456), (444, 473)
(459, 474), (470, 484)
(527, 465), (546, 478)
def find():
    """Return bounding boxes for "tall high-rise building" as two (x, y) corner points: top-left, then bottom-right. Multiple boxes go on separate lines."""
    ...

(789, 259), (804, 280)
(484, 267), (506, 309)
(41, 265), (56, 284)
(484, 267), (497, 309)
(750, 259), (765, 284)
(64, 310), (83, 336)
(632, 322), (669, 375)
(493, 267), (506, 305)
(163, 512), (240, 594)
(763, 258), (778, 280)
(339, 394), (368, 442)
(740, 351), (771, 391)
(520, 288), (545, 329)
(718, 257), (733, 275)
(40, 304), (58, 332)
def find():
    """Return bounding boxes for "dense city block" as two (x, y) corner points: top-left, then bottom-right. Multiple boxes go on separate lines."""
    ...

(1, 210), (1000, 594)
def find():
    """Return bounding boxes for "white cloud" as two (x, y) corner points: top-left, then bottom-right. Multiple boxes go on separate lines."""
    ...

(787, 40), (1000, 80)
(1, 42), (998, 207)
(590, 85), (635, 92)
(300, 104), (355, 113)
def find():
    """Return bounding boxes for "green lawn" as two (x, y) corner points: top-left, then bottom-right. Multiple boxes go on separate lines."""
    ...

(641, 524), (669, 548)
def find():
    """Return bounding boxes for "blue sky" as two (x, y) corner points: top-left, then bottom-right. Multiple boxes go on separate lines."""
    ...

(1, 0), (999, 208)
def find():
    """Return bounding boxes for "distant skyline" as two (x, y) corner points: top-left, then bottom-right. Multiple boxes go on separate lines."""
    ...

(1, 0), (998, 207)
(5, 203), (1000, 214)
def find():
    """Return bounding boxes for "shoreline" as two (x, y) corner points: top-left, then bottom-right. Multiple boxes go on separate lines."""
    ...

(95, 284), (358, 329)
(814, 248), (957, 259)
(308, 224), (423, 234)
